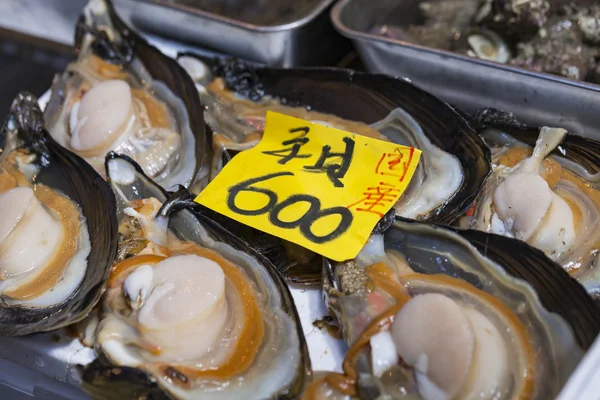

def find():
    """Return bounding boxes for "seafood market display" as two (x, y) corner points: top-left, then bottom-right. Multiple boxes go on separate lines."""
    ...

(0, 92), (117, 335)
(372, 0), (600, 82)
(464, 109), (600, 296)
(0, 0), (598, 399)
(80, 154), (309, 399)
(319, 219), (600, 399)
(44, 0), (209, 190)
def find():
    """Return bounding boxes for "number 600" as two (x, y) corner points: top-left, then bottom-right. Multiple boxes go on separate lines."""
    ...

(227, 172), (353, 244)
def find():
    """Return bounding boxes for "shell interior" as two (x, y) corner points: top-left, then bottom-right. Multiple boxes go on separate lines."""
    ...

(44, 0), (208, 191)
(469, 108), (600, 297)
(80, 153), (310, 400)
(323, 218), (599, 399)
(0, 92), (117, 335)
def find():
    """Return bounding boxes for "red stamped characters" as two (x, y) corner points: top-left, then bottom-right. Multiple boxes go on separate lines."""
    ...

(347, 147), (416, 218)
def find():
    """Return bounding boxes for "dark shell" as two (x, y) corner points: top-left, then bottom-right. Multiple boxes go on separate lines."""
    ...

(0, 92), (117, 335)
(45, 0), (210, 189)
(326, 216), (600, 350)
(457, 227), (600, 349)
(79, 152), (311, 400)
(471, 107), (600, 174)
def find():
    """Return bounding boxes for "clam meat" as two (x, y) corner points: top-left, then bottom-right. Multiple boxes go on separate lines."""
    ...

(465, 112), (600, 295)
(44, 0), (207, 190)
(81, 154), (309, 399)
(0, 92), (117, 335)
(314, 219), (599, 399)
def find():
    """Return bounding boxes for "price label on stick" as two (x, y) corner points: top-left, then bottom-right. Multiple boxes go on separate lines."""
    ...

(195, 111), (421, 261)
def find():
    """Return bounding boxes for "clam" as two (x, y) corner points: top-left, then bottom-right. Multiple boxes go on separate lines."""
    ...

(460, 29), (511, 63)
(80, 153), (310, 399)
(464, 108), (600, 297)
(316, 218), (599, 399)
(176, 56), (491, 284)
(0, 92), (117, 335)
(44, 0), (209, 191)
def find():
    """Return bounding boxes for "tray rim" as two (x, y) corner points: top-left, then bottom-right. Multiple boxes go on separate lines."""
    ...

(133, 0), (335, 32)
(330, 0), (600, 94)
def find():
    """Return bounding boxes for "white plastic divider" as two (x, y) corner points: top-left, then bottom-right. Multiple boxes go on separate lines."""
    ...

(557, 334), (600, 400)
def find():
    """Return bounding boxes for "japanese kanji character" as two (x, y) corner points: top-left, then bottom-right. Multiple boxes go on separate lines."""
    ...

(375, 147), (416, 182)
(347, 182), (401, 217)
(304, 136), (355, 188)
(262, 126), (312, 165)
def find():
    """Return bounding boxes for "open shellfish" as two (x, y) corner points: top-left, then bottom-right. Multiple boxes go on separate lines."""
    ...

(317, 218), (599, 399)
(179, 56), (490, 223)
(80, 153), (310, 399)
(44, 0), (209, 191)
(0, 92), (117, 335)
(465, 108), (600, 297)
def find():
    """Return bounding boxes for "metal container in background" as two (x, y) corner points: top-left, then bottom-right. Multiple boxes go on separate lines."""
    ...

(331, 0), (600, 139)
(114, 0), (351, 67)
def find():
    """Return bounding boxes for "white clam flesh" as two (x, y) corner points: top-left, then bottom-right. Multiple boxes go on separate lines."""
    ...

(321, 222), (584, 400)
(470, 127), (600, 286)
(45, 0), (198, 189)
(93, 197), (304, 399)
(132, 255), (228, 362)
(0, 153), (90, 307)
(69, 80), (135, 153)
(324, 259), (533, 400)
(0, 187), (63, 277)
(482, 128), (575, 253)
(391, 293), (510, 400)
(51, 73), (181, 181)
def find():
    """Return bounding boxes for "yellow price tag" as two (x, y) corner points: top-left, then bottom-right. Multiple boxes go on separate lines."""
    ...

(195, 111), (421, 261)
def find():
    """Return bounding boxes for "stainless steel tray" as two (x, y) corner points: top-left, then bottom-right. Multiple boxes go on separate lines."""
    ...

(114, 0), (351, 67)
(0, 332), (92, 399)
(331, 0), (600, 140)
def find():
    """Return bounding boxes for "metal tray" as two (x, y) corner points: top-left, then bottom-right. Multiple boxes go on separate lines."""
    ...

(113, 0), (351, 67)
(331, 0), (600, 140)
